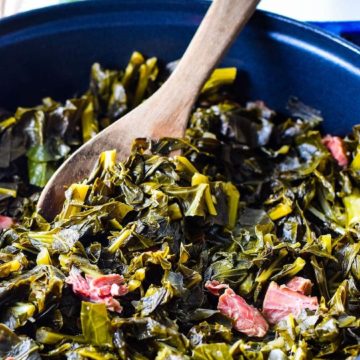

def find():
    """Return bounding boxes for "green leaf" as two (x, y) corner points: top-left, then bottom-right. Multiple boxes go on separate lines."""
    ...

(192, 343), (232, 360)
(81, 301), (114, 348)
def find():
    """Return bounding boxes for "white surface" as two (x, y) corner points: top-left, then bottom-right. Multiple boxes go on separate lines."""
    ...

(1, 0), (60, 17)
(259, 0), (360, 22)
(1, 0), (360, 22)
(15, 0), (60, 12)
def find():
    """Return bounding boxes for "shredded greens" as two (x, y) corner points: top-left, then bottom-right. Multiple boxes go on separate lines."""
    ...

(0, 52), (360, 359)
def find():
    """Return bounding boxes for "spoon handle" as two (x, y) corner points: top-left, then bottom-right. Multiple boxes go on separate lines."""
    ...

(37, 0), (260, 220)
(165, 0), (260, 101)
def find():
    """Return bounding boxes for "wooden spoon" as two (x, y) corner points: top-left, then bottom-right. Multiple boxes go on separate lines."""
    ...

(38, 0), (260, 220)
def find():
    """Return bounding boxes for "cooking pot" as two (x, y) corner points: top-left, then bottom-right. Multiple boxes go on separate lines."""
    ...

(0, 0), (359, 134)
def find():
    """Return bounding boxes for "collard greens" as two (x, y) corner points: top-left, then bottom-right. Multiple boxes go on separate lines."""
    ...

(0, 52), (360, 359)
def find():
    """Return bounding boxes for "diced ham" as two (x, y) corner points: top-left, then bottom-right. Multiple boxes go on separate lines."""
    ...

(205, 280), (269, 337)
(218, 288), (269, 337)
(285, 276), (313, 295)
(205, 280), (229, 296)
(322, 135), (348, 167)
(262, 281), (318, 324)
(66, 267), (90, 298)
(0, 215), (14, 230)
(101, 297), (123, 314)
(89, 274), (128, 297)
(66, 267), (128, 313)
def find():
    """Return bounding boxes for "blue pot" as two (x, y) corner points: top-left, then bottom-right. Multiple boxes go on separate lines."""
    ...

(0, 0), (359, 134)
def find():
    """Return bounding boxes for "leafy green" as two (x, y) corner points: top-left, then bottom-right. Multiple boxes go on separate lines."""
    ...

(0, 53), (359, 359)
(0, 302), (36, 330)
(192, 343), (232, 360)
(81, 301), (114, 347)
(0, 324), (41, 360)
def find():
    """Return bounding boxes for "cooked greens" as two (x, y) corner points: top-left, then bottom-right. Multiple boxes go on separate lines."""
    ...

(0, 52), (360, 359)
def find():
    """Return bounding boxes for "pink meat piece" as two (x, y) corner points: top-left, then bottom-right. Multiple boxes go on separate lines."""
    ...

(66, 267), (128, 313)
(262, 281), (318, 324)
(65, 267), (91, 297)
(101, 296), (123, 313)
(286, 276), (313, 295)
(0, 215), (14, 230)
(87, 274), (129, 297)
(322, 135), (348, 167)
(205, 280), (229, 296)
(218, 288), (269, 337)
